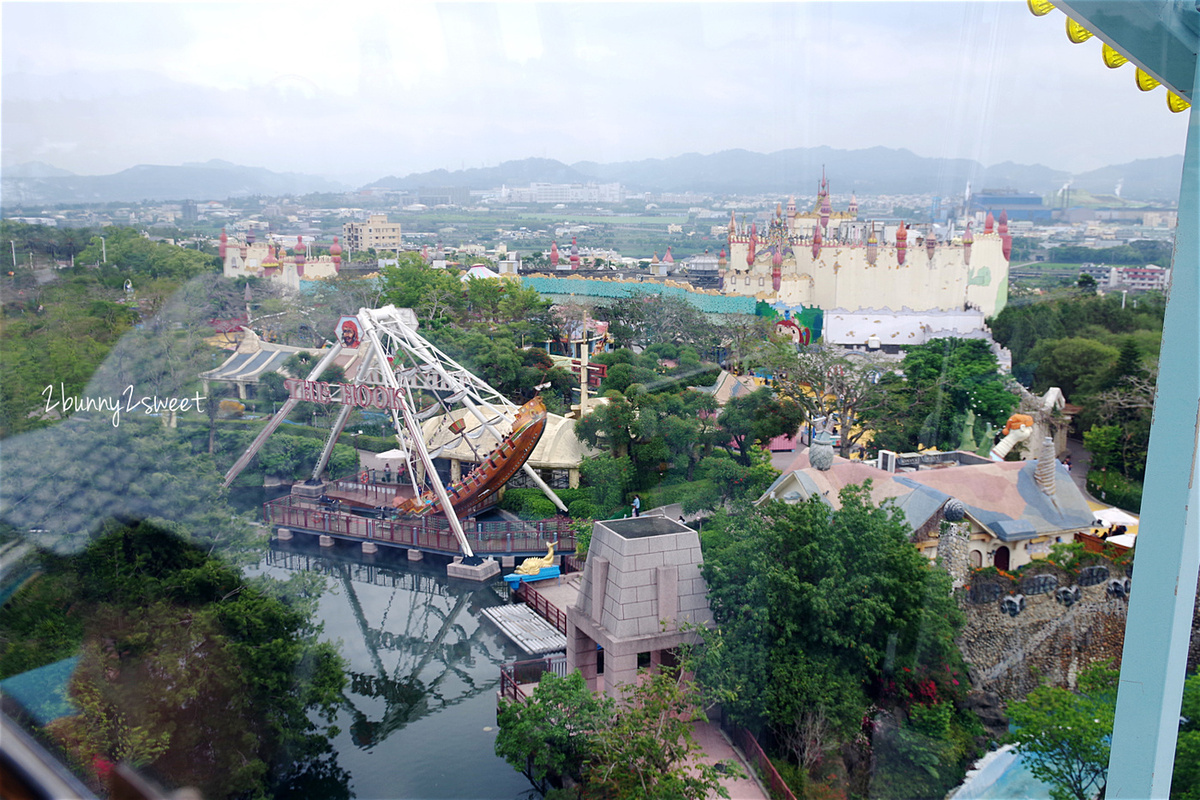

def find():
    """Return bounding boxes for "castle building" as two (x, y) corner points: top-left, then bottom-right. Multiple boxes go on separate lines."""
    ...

(221, 229), (342, 291)
(720, 173), (1011, 345)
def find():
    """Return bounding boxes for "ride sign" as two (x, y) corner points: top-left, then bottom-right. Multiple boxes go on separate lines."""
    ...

(284, 379), (405, 410)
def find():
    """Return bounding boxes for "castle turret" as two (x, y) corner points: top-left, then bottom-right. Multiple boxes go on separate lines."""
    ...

(963, 222), (974, 265)
(330, 236), (342, 271)
(550, 241), (559, 269)
(896, 224), (908, 265)
(293, 235), (305, 277)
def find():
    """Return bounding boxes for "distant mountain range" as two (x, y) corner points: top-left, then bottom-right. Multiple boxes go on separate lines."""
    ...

(1, 159), (347, 206)
(373, 147), (1185, 203)
(2, 148), (1184, 207)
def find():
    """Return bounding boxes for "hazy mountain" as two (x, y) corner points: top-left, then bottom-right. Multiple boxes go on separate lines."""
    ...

(367, 157), (593, 191)
(3, 161), (76, 179)
(1068, 156), (1185, 203)
(370, 148), (1180, 202)
(1, 159), (347, 205)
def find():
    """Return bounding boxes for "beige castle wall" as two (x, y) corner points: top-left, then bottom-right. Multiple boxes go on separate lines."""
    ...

(724, 233), (1008, 318)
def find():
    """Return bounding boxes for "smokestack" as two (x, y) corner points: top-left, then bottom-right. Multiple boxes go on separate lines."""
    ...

(1035, 437), (1057, 497)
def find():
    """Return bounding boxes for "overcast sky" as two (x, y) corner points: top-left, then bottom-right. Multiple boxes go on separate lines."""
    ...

(1, 1), (1190, 187)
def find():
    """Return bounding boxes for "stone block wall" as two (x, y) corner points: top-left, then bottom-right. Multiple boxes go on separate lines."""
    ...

(957, 578), (1129, 700)
(935, 521), (972, 588)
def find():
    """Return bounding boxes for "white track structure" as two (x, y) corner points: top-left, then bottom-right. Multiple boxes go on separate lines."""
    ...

(223, 305), (566, 558)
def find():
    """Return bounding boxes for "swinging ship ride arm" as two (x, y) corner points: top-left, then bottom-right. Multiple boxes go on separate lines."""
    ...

(395, 396), (548, 518)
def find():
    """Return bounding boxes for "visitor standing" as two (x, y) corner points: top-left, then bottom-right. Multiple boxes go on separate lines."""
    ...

(632, 495), (641, 517)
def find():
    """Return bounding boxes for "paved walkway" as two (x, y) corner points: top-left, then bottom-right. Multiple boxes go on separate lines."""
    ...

(688, 719), (771, 799)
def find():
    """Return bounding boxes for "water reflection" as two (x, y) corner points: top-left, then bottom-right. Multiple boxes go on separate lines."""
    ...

(255, 539), (534, 800)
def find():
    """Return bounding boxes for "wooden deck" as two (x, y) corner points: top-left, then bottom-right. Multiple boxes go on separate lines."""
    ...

(266, 494), (577, 558)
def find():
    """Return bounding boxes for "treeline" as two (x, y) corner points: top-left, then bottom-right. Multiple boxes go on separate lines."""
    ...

(1043, 239), (1172, 266)
(691, 487), (977, 799)
(0, 520), (347, 799)
(990, 292), (1165, 508)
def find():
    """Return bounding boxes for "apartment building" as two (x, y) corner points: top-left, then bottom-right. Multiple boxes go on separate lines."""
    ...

(343, 214), (403, 253)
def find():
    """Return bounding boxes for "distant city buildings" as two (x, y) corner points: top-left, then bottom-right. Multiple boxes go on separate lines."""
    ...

(969, 188), (1052, 223)
(342, 214), (403, 253)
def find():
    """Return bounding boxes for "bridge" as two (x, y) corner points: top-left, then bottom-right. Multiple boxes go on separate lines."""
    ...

(264, 494), (576, 559)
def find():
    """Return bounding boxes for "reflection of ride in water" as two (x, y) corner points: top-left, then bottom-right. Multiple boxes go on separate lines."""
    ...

(394, 396), (548, 518)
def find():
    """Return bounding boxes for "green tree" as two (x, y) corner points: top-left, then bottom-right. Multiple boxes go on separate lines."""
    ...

(1008, 661), (1118, 800)
(1172, 673), (1200, 799)
(495, 667), (734, 800)
(495, 670), (613, 796)
(759, 342), (896, 457)
(1083, 425), (1122, 472)
(0, 521), (346, 799)
(717, 387), (804, 466)
(582, 667), (734, 800)
(900, 338), (1019, 451)
(1026, 337), (1119, 397)
(691, 485), (967, 777)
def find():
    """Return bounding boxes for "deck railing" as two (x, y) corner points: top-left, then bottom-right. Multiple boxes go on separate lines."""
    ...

(328, 478), (404, 503)
(730, 726), (797, 800)
(265, 494), (576, 556)
(498, 653), (569, 703)
(517, 581), (567, 633)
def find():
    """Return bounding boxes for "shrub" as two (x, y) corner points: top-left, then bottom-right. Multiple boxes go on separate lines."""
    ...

(567, 499), (596, 520)
(522, 497), (558, 520)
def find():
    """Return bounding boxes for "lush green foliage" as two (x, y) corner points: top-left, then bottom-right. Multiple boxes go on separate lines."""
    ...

(690, 485), (973, 797)
(1008, 661), (1118, 800)
(1172, 673), (1200, 800)
(495, 667), (734, 800)
(871, 338), (1019, 454)
(0, 521), (346, 800)
(989, 292), (1164, 389)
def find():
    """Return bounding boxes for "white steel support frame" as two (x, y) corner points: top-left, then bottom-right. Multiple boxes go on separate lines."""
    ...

(357, 306), (567, 513)
(358, 313), (475, 558)
(1044, 3), (1199, 796)
(222, 342), (344, 488)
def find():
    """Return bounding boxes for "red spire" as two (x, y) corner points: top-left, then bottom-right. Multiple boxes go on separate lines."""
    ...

(963, 223), (974, 265)
(569, 237), (580, 269)
(984, 212), (994, 234)
(549, 241), (559, 268)
(998, 209), (1009, 235)
(293, 235), (306, 276)
(219, 228), (228, 259)
(664, 246), (674, 264)
(330, 235), (342, 270)
(895, 224), (908, 266)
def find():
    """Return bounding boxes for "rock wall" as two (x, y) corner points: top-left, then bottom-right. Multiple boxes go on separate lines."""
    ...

(957, 574), (1129, 701)
(935, 522), (972, 589)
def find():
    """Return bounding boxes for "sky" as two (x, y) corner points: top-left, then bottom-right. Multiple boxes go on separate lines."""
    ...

(1, 1), (1191, 187)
